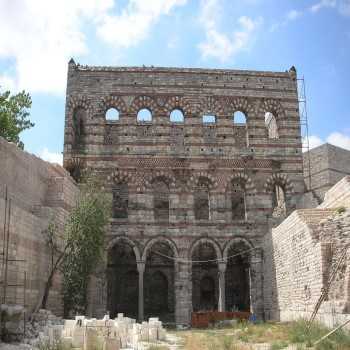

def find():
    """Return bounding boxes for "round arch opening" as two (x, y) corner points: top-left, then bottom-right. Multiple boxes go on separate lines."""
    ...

(225, 241), (251, 312)
(107, 240), (138, 318)
(144, 241), (175, 323)
(191, 241), (219, 311)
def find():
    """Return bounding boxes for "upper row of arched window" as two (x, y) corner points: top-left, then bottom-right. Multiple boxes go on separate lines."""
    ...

(105, 107), (277, 128)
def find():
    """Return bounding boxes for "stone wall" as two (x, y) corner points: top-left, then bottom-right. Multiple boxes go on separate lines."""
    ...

(0, 137), (78, 315)
(264, 176), (350, 328)
(303, 143), (350, 202)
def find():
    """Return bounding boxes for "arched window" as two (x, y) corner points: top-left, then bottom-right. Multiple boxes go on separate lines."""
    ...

(106, 108), (120, 121)
(170, 109), (184, 123)
(202, 115), (216, 124)
(265, 112), (279, 139)
(272, 183), (286, 217)
(194, 177), (210, 220)
(233, 111), (247, 124)
(137, 108), (152, 122)
(153, 178), (170, 221)
(72, 107), (85, 148)
(233, 111), (249, 146)
(112, 183), (128, 219)
(231, 179), (246, 220)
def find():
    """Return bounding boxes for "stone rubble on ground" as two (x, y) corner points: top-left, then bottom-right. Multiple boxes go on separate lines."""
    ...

(36, 313), (166, 350)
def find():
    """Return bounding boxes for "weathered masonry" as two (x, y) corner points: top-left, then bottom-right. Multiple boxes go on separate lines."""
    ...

(63, 60), (304, 325)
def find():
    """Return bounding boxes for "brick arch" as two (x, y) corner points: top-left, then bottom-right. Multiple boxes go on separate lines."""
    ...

(143, 171), (176, 191)
(164, 96), (191, 116)
(99, 95), (128, 116)
(107, 169), (137, 186)
(107, 236), (141, 261)
(129, 95), (160, 115)
(264, 173), (294, 194)
(258, 98), (285, 119)
(226, 97), (255, 119)
(187, 172), (218, 190)
(141, 236), (179, 261)
(67, 95), (92, 120)
(225, 172), (256, 194)
(223, 237), (254, 261)
(189, 237), (222, 261)
(200, 96), (225, 117)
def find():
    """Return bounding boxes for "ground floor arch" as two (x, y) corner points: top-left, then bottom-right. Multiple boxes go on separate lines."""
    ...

(107, 239), (139, 318)
(144, 240), (176, 322)
(191, 239), (220, 312)
(224, 239), (252, 312)
(103, 235), (263, 324)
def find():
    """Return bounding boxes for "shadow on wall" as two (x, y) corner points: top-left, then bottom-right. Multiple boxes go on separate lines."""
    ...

(263, 218), (281, 321)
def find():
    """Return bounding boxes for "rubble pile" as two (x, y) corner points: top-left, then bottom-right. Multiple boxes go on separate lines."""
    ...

(38, 313), (166, 350)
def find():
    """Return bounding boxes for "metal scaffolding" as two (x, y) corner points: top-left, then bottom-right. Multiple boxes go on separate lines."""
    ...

(298, 76), (312, 191)
(0, 184), (27, 339)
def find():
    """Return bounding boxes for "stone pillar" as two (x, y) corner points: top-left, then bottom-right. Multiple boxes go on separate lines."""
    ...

(218, 261), (227, 312)
(175, 260), (192, 326)
(137, 261), (145, 322)
(249, 248), (264, 320)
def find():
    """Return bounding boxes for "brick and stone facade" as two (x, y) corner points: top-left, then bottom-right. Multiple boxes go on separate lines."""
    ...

(63, 60), (304, 325)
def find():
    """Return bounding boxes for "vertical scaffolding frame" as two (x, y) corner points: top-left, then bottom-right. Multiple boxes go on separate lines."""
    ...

(0, 185), (27, 339)
(298, 76), (312, 191)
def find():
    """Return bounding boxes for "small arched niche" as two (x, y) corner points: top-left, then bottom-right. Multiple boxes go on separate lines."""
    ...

(137, 108), (152, 122)
(106, 108), (120, 121)
(272, 183), (286, 217)
(265, 112), (279, 139)
(170, 109), (184, 123)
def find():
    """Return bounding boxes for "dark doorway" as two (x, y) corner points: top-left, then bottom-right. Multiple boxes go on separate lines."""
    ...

(200, 275), (216, 310)
(144, 241), (175, 322)
(107, 241), (138, 318)
(192, 241), (218, 311)
(225, 242), (251, 312)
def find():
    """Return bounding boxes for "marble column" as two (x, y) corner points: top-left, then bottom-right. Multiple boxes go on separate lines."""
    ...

(137, 261), (145, 322)
(218, 261), (227, 312)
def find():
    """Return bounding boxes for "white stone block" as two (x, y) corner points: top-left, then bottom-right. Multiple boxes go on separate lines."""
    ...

(103, 337), (120, 350)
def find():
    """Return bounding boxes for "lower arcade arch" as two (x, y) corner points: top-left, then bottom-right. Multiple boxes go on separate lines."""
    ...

(107, 240), (138, 318)
(144, 241), (175, 322)
(191, 241), (219, 311)
(224, 240), (252, 312)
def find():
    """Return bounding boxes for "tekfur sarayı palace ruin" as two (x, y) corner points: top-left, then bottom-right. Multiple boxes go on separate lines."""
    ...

(0, 61), (349, 328)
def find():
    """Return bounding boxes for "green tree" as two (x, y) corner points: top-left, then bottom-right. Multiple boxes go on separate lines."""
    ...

(34, 176), (111, 316)
(61, 176), (111, 317)
(0, 89), (33, 149)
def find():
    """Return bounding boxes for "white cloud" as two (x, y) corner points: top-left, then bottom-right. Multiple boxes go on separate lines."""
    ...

(310, 0), (350, 16)
(198, 0), (262, 62)
(326, 132), (350, 150)
(303, 135), (324, 151)
(270, 9), (303, 32)
(0, 74), (16, 92)
(303, 132), (350, 152)
(38, 148), (63, 165)
(287, 9), (303, 21)
(0, 0), (187, 95)
(0, 0), (113, 95)
(310, 0), (336, 13)
(97, 0), (187, 48)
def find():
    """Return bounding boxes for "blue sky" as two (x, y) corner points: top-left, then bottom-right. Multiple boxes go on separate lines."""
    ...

(0, 0), (349, 163)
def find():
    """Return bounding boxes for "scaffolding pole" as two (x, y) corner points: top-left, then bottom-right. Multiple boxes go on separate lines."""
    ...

(298, 77), (312, 191)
